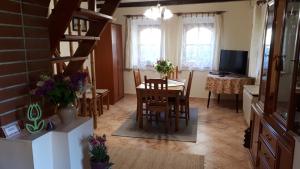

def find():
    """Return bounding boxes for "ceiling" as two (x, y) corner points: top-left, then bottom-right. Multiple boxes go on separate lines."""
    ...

(97, 0), (246, 8)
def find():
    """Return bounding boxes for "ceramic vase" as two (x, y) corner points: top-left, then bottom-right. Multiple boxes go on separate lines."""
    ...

(57, 103), (77, 124)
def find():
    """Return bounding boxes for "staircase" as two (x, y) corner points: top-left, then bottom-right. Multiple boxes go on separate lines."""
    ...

(48, 0), (121, 128)
(48, 0), (121, 75)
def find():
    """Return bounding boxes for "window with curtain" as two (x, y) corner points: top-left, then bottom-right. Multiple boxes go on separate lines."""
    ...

(137, 26), (162, 68)
(125, 17), (164, 70)
(179, 14), (221, 70)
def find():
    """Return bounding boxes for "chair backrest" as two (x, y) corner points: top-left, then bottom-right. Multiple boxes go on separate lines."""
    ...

(133, 69), (142, 87)
(144, 76), (169, 103)
(168, 66), (179, 80)
(185, 71), (194, 98)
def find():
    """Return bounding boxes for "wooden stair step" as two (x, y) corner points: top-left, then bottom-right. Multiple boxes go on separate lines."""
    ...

(73, 8), (112, 21)
(61, 35), (100, 41)
(51, 56), (88, 63)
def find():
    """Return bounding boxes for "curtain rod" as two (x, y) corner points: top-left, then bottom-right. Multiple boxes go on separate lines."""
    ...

(176, 11), (226, 15)
(124, 11), (226, 18)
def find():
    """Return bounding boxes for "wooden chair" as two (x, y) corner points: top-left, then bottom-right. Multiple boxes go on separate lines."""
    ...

(133, 69), (146, 121)
(133, 69), (142, 87)
(168, 66), (179, 80)
(77, 92), (102, 117)
(83, 68), (110, 115)
(96, 89), (110, 115)
(143, 76), (170, 132)
(169, 71), (194, 126)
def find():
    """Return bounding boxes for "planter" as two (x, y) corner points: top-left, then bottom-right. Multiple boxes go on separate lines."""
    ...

(57, 103), (77, 124)
(90, 161), (111, 169)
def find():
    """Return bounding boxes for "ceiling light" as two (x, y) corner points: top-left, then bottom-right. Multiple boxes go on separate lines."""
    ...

(144, 4), (173, 20)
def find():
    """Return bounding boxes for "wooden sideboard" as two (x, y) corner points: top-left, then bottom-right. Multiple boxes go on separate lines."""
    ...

(249, 0), (300, 169)
(94, 23), (124, 104)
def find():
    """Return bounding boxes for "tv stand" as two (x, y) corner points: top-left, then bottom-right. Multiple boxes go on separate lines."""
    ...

(205, 74), (255, 113)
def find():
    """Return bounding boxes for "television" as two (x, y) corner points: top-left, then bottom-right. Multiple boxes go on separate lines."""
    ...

(219, 50), (248, 75)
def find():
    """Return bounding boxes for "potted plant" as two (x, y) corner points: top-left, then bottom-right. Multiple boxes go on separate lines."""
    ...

(154, 60), (174, 78)
(31, 72), (89, 124)
(88, 135), (113, 169)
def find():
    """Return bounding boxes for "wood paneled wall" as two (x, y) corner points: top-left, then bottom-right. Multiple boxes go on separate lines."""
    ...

(0, 0), (51, 126)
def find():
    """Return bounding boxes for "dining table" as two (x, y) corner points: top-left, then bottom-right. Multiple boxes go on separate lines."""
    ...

(136, 79), (185, 131)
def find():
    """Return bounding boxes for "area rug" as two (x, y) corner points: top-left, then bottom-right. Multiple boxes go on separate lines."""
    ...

(112, 108), (199, 142)
(109, 146), (204, 169)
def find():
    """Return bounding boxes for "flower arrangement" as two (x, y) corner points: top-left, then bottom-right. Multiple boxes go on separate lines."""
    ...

(31, 72), (88, 107)
(154, 60), (174, 76)
(88, 135), (112, 169)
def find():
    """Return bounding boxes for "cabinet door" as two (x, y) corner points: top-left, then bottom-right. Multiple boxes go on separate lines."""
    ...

(275, 0), (300, 127)
(259, 1), (275, 109)
(111, 23), (124, 101)
(277, 140), (293, 169)
(250, 107), (262, 167)
(295, 42), (300, 134)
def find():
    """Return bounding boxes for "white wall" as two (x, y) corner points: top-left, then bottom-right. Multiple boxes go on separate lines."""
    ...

(113, 1), (254, 98)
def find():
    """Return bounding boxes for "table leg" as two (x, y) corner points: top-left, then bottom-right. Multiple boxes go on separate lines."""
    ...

(107, 93), (110, 110)
(236, 94), (239, 113)
(207, 91), (211, 108)
(217, 94), (221, 104)
(175, 93), (179, 132)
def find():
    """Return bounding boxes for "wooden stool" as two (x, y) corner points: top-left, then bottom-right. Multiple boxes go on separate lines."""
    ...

(96, 89), (110, 115)
(78, 92), (102, 116)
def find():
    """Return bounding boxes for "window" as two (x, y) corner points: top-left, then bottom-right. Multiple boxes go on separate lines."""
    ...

(179, 15), (219, 70)
(182, 26), (214, 70)
(125, 17), (163, 70)
(137, 26), (162, 68)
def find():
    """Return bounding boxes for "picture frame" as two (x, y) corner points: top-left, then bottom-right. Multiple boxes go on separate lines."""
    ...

(0, 121), (21, 138)
(72, 17), (88, 32)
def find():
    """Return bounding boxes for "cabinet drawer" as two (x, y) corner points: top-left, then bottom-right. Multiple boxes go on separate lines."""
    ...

(261, 122), (277, 156)
(260, 141), (276, 169)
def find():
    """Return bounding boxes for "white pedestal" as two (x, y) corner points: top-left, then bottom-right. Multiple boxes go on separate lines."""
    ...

(0, 117), (93, 169)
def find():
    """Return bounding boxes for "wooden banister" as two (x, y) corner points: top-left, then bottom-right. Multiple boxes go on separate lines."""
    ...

(48, 0), (82, 56)
(63, 0), (121, 75)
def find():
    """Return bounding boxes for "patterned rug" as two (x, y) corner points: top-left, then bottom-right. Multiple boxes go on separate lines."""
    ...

(112, 108), (199, 142)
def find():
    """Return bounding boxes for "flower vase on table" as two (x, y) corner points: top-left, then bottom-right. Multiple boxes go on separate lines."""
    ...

(154, 60), (174, 79)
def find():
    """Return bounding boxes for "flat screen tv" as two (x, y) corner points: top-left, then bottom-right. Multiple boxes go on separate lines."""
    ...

(219, 50), (248, 75)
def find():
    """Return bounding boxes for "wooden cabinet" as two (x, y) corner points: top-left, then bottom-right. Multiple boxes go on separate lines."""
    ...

(94, 23), (124, 104)
(250, 0), (299, 168)
(250, 105), (263, 167)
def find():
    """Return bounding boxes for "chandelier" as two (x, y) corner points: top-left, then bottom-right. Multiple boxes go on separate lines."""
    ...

(144, 3), (173, 20)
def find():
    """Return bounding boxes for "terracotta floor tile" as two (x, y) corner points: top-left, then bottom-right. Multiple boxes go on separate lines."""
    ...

(94, 95), (251, 169)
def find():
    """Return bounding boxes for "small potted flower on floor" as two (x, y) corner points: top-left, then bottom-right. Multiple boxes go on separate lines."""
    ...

(88, 135), (113, 169)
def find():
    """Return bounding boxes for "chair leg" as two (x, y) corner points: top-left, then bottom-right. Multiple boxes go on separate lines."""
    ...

(136, 100), (139, 121)
(100, 96), (104, 115)
(107, 94), (110, 110)
(165, 110), (169, 133)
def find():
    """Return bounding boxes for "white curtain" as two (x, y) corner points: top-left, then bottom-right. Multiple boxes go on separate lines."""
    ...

(248, 4), (267, 84)
(177, 14), (222, 70)
(125, 17), (164, 69)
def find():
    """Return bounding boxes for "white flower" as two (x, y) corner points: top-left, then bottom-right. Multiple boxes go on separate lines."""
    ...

(36, 81), (45, 87)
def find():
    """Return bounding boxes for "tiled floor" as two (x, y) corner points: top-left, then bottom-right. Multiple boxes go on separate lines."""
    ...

(95, 95), (252, 169)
